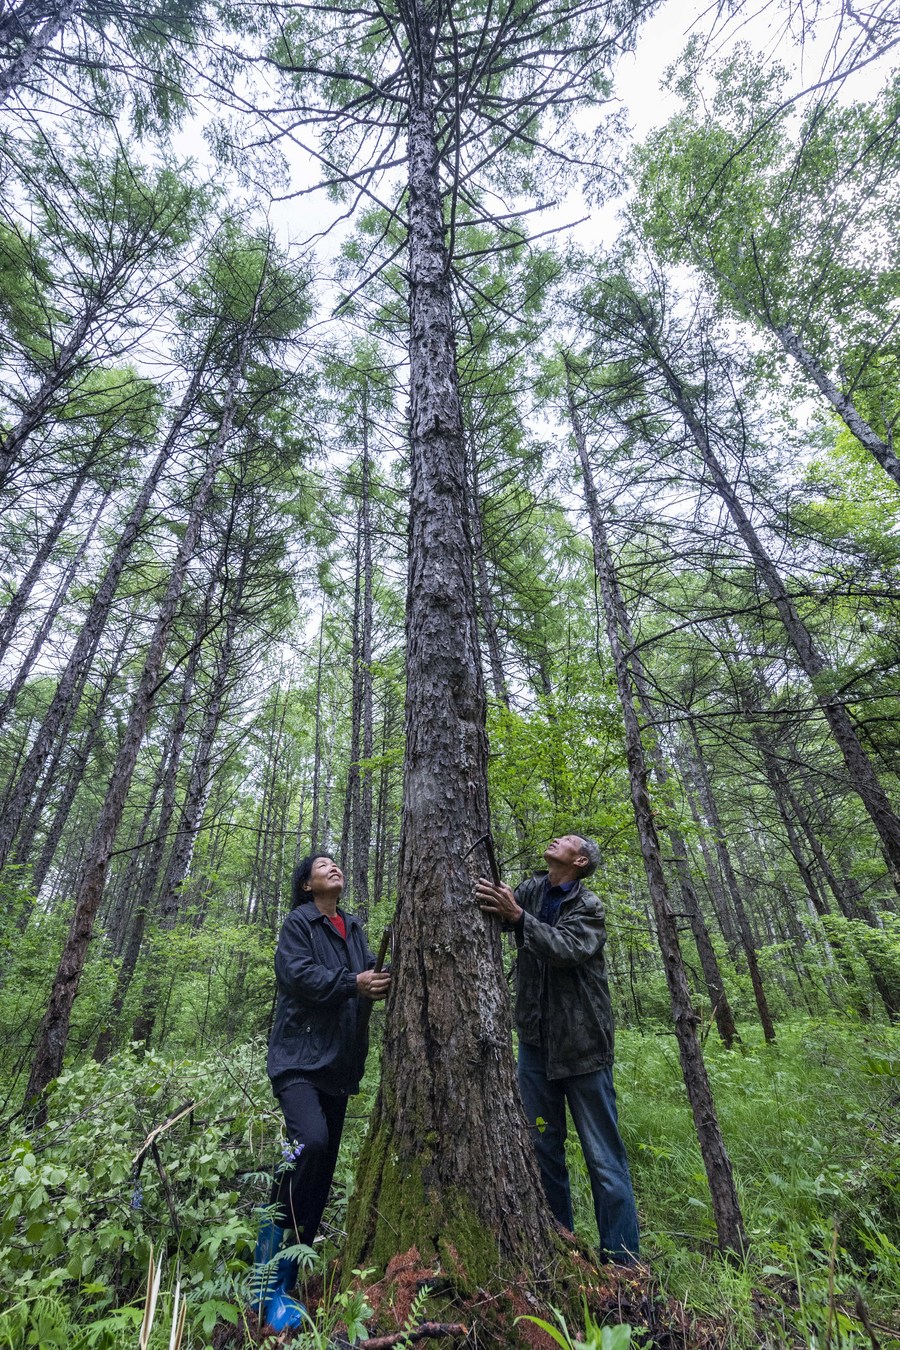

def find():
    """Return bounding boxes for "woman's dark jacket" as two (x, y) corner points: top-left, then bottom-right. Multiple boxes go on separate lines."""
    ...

(267, 900), (375, 1097)
(512, 872), (614, 1080)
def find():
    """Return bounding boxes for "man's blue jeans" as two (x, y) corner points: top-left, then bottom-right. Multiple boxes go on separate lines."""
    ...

(518, 1041), (640, 1263)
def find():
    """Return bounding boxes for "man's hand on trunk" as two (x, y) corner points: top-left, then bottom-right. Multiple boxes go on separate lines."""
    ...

(476, 878), (522, 924)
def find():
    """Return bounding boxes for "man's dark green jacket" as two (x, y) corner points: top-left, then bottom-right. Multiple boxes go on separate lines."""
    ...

(513, 872), (614, 1079)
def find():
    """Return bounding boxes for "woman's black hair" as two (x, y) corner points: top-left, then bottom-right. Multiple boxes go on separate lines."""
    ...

(292, 853), (335, 908)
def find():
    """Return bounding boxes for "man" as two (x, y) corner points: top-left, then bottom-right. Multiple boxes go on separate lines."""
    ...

(476, 834), (639, 1264)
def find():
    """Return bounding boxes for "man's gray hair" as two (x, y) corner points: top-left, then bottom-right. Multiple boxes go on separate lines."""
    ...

(574, 836), (601, 877)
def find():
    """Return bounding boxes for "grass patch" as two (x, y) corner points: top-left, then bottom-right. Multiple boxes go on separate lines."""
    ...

(562, 1016), (900, 1346)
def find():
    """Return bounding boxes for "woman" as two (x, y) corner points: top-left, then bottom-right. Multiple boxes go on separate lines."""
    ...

(251, 853), (391, 1333)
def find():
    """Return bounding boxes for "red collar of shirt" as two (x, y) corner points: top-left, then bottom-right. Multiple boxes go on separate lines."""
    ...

(326, 911), (347, 940)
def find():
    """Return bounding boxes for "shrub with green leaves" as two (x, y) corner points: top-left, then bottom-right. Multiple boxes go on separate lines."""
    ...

(0, 1041), (281, 1346)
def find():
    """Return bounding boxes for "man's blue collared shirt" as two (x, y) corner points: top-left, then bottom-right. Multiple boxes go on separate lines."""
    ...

(537, 877), (576, 926)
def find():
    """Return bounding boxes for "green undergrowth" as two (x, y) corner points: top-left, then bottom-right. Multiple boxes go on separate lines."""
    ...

(577, 1017), (900, 1348)
(0, 1016), (897, 1347)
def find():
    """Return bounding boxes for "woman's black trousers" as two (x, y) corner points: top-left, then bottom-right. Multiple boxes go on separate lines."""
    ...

(271, 1080), (348, 1244)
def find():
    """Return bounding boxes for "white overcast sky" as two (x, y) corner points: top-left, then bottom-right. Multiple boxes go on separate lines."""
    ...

(167, 1), (896, 309)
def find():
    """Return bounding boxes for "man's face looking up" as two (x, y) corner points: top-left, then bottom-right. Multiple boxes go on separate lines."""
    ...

(543, 835), (589, 877)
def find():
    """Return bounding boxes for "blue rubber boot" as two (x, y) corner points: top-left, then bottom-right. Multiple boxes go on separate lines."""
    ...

(250, 1214), (308, 1332)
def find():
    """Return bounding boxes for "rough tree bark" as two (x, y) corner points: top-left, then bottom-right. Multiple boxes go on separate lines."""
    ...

(344, 67), (556, 1283)
(0, 0), (78, 106)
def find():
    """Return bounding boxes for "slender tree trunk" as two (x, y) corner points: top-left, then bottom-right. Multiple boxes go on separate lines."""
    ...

(352, 405), (375, 921)
(0, 0), (78, 106)
(0, 373), (203, 871)
(157, 607), (238, 918)
(673, 748), (736, 947)
(104, 747), (169, 953)
(682, 723), (777, 1043)
(0, 303), (93, 487)
(566, 377), (737, 1048)
(25, 334), (251, 1107)
(341, 528), (364, 881)
(309, 603), (326, 851)
(24, 625), (131, 892)
(774, 323), (900, 489)
(372, 697), (393, 909)
(469, 444), (510, 707)
(344, 73), (555, 1280)
(132, 583), (244, 1048)
(0, 488), (109, 732)
(772, 751), (900, 1019)
(0, 465), (91, 663)
(567, 367), (745, 1252)
(93, 629), (202, 1062)
(650, 342), (900, 893)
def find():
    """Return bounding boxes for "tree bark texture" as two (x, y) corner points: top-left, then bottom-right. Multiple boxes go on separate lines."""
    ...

(344, 80), (555, 1283)
(0, 0), (78, 106)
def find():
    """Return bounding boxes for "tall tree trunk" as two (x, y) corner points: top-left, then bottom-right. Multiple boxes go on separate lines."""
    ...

(647, 337), (900, 893)
(566, 378), (737, 1048)
(23, 624), (132, 893)
(0, 487), (109, 731)
(774, 323), (900, 489)
(309, 602), (326, 851)
(769, 745), (900, 1019)
(567, 366), (745, 1252)
(344, 73), (555, 1280)
(24, 332), (252, 1108)
(93, 626), (203, 1062)
(0, 372), (204, 871)
(674, 747), (737, 947)
(0, 464), (92, 664)
(682, 722), (777, 1043)
(352, 404), (375, 920)
(132, 581), (244, 1048)
(372, 695), (395, 909)
(0, 302), (93, 487)
(469, 442), (510, 707)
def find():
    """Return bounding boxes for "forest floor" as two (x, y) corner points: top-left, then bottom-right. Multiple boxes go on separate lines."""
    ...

(0, 1016), (897, 1349)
